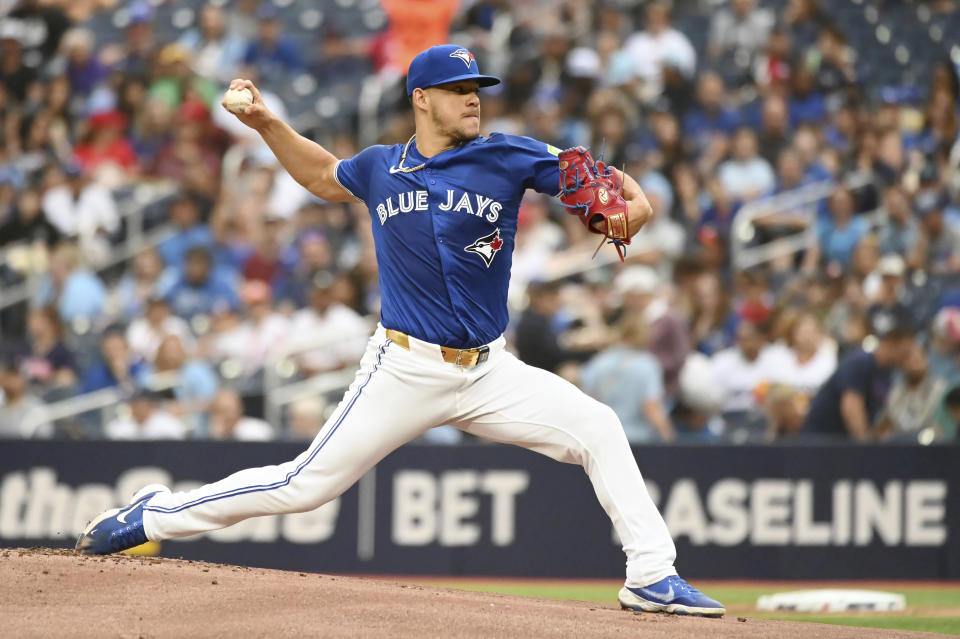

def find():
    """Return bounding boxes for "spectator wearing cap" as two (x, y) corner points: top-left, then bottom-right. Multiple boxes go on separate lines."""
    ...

(31, 241), (107, 325)
(149, 100), (223, 199)
(581, 314), (673, 443)
(877, 185), (918, 258)
(242, 5), (303, 79)
(62, 28), (110, 97)
(207, 388), (274, 441)
(909, 188), (960, 275)
(156, 195), (215, 269)
(41, 164), (120, 265)
(801, 313), (915, 440)
(164, 245), (240, 321)
(515, 280), (593, 375)
(0, 354), (50, 438)
(876, 341), (947, 442)
(614, 266), (689, 401)
(125, 296), (194, 365)
(80, 326), (149, 394)
(151, 44), (222, 115)
(72, 109), (139, 177)
(103, 388), (187, 440)
(864, 254), (910, 329)
(287, 272), (370, 376)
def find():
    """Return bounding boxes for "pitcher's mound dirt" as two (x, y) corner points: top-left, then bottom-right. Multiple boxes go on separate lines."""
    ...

(0, 548), (937, 638)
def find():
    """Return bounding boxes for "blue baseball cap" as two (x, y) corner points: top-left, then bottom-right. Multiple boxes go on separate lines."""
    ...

(406, 44), (500, 97)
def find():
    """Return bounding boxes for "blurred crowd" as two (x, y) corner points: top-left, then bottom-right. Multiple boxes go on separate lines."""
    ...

(1, 0), (960, 444)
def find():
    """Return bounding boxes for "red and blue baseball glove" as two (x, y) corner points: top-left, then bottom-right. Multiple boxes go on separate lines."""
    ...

(558, 146), (631, 260)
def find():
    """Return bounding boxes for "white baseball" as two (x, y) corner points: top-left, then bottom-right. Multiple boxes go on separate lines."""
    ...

(223, 87), (253, 114)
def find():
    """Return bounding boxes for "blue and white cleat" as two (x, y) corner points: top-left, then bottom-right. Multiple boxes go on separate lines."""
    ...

(619, 575), (725, 617)
(75, 484), (170, 555)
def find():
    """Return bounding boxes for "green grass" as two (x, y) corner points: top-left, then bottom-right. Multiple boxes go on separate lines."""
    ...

(414, 579), (960, 635)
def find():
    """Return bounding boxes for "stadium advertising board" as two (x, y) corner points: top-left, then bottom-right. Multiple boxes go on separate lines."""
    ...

(0, 442), (956, 579)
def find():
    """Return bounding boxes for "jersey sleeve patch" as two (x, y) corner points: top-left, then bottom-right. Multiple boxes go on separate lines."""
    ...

(546, 144), (562, 157)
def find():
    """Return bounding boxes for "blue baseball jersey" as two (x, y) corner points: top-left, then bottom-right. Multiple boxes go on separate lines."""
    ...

(335, 133), (560, 348)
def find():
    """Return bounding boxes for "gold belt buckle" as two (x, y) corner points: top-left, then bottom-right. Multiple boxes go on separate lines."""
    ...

(476, 346), (490, 365)
(457, 346), (490, 366)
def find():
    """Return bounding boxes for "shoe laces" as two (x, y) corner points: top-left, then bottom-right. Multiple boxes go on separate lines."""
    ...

(665, 576), (698, 596)
(110, 522), (146, 552)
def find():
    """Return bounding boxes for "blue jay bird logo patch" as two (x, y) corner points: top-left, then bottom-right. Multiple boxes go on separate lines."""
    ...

(449, 48), (476, 68)
(464, 229), (503, 267)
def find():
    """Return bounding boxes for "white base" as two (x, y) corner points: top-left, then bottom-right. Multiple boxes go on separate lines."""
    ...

(756, 589), (906, 613)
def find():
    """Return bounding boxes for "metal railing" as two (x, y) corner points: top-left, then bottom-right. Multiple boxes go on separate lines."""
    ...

(20, 387), (123, 438)
(262, 320), (376, 427)
(18, 369), (185, 438)
(730, 180), (833, 271)
(14, 321), (377, 439)
(730, 176), (875, 271)
(0, 180), (179, 312)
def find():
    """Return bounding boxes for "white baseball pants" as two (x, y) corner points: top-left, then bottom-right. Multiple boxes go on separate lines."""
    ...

(143, 325), (678, 587)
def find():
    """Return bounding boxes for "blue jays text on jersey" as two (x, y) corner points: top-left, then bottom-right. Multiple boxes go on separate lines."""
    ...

(335, 133), (561, 348)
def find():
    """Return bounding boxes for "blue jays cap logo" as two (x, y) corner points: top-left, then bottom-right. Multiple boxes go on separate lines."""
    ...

(406, 44), (502, 96)
(449, 48), (476, 68)
(464, 228), (503, 268)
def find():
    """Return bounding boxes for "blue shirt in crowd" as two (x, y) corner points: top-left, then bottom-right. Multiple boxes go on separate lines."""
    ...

(581, 347), (665, 443)
(802, 349), (894, 437)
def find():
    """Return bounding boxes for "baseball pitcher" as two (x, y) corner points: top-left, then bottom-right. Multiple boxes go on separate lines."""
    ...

(77, 45), (724, 617)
